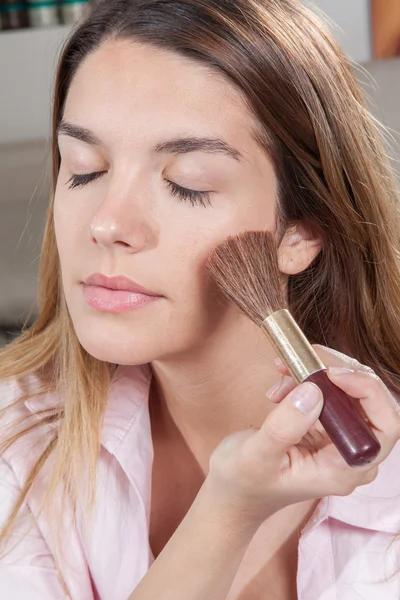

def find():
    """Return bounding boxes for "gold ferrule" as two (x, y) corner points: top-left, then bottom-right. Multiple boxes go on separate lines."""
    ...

(261, 309), (325, 383)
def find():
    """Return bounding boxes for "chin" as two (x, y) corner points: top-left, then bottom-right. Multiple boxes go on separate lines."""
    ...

(77, 334), (159, 365)
(66, 296), (213, 366)
(70, 318), (161, 366)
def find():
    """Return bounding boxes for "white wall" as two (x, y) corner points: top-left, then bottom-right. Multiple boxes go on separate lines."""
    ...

(305, 0), (371, 63)
(0, 26), (70, 145)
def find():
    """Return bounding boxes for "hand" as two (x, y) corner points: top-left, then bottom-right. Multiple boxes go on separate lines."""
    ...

(207, 344), (400, 529)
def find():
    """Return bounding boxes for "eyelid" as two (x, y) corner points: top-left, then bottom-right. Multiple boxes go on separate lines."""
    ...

(58, 143), (107, 170)
(65, 171), (212, 207)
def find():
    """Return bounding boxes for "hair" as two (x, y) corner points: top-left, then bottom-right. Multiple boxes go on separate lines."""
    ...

(1, 0), (399, 569)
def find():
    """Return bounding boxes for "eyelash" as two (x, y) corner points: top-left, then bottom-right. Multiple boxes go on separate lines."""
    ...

(66, 172), (211, 207)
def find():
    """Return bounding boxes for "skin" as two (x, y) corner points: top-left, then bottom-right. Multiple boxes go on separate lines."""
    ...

(55, 39), (322, 463)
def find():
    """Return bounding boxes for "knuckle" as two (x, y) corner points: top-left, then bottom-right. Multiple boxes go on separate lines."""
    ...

(323, 467), (360, 496)
(360, 467), (379, 486)
(334, 465), (379, 495)
(335, 479), (359, 496)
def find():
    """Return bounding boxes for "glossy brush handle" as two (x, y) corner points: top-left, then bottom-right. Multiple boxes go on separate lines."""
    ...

(304, 369), (381, 467)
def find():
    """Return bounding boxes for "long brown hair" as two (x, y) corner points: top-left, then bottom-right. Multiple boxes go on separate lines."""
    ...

(1, 0), (399, 558)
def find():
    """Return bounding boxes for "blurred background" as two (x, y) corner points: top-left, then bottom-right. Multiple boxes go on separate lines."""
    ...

(0, 0), (399, 347)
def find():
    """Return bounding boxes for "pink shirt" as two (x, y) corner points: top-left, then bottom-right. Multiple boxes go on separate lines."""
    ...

(1, 364), (400, 599)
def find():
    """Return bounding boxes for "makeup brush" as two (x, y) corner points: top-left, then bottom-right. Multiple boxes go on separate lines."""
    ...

(207, 230), (381, 467)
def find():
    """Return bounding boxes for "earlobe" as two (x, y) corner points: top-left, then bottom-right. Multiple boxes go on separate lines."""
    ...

(277, 223), (322, 275)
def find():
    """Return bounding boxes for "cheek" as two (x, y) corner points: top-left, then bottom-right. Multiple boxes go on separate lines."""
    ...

(166, 224), (231, 305)
(164, 197), (276, 313)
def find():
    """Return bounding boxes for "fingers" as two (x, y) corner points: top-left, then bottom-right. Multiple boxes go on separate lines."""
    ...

(268, 347), (400, 463)
(252, 382), (323, 459)
(357, 465), (380, 488)
(314, 345), (377, 374)
(266, 375), (297, 403)
(326, 367), (400, 459)
(268, 346), (400, 463)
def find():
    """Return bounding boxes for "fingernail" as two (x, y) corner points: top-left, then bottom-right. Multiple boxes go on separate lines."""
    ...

(328, 367), (355, 375)
(266, 376), (283, 399)
(274, 357), (284, 367)
(291, 383), (321, 414)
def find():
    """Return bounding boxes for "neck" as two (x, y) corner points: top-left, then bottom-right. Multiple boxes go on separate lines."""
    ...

(150, 313), (281, 471)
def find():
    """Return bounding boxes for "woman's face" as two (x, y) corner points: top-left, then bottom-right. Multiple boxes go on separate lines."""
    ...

(54, 40), (278, 365)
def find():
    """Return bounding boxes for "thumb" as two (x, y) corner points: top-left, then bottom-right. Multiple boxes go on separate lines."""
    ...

(253, 382), (323, 458)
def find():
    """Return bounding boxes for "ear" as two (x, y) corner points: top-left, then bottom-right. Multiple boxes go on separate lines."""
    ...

(277, 221), (322, 275)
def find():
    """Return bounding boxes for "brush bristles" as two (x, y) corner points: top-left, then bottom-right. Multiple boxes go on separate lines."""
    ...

(207, 231), (287, 326)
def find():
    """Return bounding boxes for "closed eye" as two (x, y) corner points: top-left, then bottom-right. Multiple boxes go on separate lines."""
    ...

(66, 172), (104, 189)
(165, 180), (211, 207)
(66, 172), (212, 207)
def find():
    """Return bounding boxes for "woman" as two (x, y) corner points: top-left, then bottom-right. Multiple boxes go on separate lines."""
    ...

(0, 0), (400, 598)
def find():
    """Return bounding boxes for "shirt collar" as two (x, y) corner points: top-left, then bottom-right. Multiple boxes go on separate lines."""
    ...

(100, 364), (152, 454)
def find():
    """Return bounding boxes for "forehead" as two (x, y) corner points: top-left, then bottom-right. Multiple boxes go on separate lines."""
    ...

(64, 39), (261, 149)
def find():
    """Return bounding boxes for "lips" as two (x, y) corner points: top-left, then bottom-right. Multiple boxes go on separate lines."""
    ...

(82, 273), (163, 313)
(84, 273), (161, 296)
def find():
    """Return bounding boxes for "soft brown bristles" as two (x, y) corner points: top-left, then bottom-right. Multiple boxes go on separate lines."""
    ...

(207, 231), (288, 326)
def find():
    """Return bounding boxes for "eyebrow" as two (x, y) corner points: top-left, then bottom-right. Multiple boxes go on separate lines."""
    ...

(57, 121), (245, 163)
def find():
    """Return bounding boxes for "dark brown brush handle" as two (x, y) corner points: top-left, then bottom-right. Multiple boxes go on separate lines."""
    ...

(304, 369), (381, 467)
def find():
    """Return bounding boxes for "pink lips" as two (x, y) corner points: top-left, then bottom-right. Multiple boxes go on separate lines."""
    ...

(82, 273), (163, 313)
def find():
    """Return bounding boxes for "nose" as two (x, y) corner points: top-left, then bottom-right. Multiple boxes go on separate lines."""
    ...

(90, 185), (155, 253)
